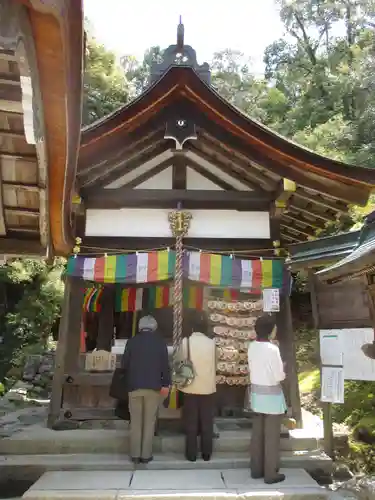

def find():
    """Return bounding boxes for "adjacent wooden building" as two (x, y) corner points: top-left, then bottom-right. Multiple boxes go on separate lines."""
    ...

(0, 0), (84, 257)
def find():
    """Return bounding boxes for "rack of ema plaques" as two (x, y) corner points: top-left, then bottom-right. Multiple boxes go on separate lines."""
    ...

(207, 293), (277, 417)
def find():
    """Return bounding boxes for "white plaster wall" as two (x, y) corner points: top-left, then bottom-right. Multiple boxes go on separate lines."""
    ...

(85, 208), (270, 239)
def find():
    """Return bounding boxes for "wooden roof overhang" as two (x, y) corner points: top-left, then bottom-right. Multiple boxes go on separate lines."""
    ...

(77, 65), (375, 248)
(316, 212), (375, 283)
(0, 0), (84, 257)
(287, 231), (360, 271)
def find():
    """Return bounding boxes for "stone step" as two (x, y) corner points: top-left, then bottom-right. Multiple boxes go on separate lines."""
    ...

(0, 450), (332, 482)
(0, 427), (320, 455)
(21, 469), (338, 500)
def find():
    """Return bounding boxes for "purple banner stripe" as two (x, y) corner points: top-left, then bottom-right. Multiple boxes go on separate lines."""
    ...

(232, 259), (242, 288)
(126, 253), (138, 283)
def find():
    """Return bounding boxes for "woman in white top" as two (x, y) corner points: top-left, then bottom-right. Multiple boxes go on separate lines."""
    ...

(179, 312), (216, 462)
(248, 314), (286, 485)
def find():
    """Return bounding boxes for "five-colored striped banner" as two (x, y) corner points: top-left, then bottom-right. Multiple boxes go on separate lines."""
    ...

(68, 250), (285, 290)
(108, 285), (206, 312)
(83, 287), (103, 312)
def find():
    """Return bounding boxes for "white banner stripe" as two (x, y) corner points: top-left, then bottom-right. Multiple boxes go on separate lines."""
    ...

(83, 258), (95, 281)
(241, 259), (252, 288)
(136, 253), (149, 283)
(188, 251), (201, 282)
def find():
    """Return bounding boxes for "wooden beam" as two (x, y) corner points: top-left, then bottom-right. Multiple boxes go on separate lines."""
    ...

(84, 188), (271, 210)
(78, 127), (164, 176)
(2, 182), (40, 192)
(190, 142), (270, 191)
(294, 188), (347, 213)
(0, 128), (24, 138)
(187, 158), (239, 191)
(289, 202), (333, 222)
(7, 226), (39, 233)
(280, 223), (315, 239)
(0, 174), (6, 237)
(82, 236), (274, 253)
(80, 141), (168, 189)
(122, 158), (172, 189)
(0, 73), (20, 86)
(281, 228), (305, 243)
(283, 212), (326, 231)
(281, 233), (295, 243)
(279, 293), (302, 427)
(0, 237), (44, 255)
(198, 130), (275, 190)
(48, 278), (84, 428)
(0, 50), (17, 62)
(96, 287), (115, 351)
(4, 207), (39, 216)
(0, 83), (22, 102)
(197, 119), (368, 205)
(0, 152), (36, 161)
(271, 178), (296, 217)
(0, 100), (23, 113)
(172, 153), (187, 190)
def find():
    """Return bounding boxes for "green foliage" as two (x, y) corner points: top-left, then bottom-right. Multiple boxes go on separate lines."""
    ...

(332, 381), (375, 428)
(0, 259), (65, 382)
(82, 35), (130, 125)
(295, 327), (319, 370)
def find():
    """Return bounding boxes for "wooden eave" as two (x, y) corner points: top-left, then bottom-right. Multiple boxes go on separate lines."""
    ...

(78, 66), (375, 246)
(287, 231), (360, 271)
(0, 0), (84, 256)
(316, 212), (375, 283)
(0, 46), (43, 255)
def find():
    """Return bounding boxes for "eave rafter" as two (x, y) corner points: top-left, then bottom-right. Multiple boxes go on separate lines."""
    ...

(80, 140), (171, 189)
(78, 124), (165, 175)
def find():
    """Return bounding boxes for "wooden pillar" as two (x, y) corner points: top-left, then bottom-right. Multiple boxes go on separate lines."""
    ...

(308, 271), (333, 457)
(280, 291), (302, 427)
(96, 286), (115, 351)
(47, 277), (84, 428)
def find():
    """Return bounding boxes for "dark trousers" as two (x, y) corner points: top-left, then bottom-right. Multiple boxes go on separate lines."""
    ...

(183, 393), (214, 459)
(250, 413), (282, 481)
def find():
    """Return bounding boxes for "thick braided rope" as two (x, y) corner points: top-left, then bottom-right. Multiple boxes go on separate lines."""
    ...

(173, 234), (184, 359)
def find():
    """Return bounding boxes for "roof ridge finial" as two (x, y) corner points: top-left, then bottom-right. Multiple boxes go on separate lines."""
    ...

(177, 15), (184, 50)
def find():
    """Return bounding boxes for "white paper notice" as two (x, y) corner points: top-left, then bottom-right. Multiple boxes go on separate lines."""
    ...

(262, 288), (280, 312)
(321, 366), (344, 404)
(320, 330), (343, 366)
(341, 328), (375, 381)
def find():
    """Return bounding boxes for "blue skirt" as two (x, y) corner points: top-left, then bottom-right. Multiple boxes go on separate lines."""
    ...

(249, 384), (287, 415)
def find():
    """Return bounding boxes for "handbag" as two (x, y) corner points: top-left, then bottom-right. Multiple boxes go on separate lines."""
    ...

(109, 367), (127, 400)
(172, 337), (195, 390)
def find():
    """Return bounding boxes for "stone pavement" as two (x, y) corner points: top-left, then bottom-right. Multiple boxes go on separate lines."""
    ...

(22, 469), (338, 500)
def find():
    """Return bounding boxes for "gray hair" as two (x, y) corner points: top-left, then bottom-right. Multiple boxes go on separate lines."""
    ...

(139, 315), (157, 332)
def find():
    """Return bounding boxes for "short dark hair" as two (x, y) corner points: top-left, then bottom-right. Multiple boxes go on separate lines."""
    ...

(255, 314), (276, 340)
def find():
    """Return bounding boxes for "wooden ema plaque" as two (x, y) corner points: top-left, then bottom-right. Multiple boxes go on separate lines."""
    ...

(85, 350), (116, 372)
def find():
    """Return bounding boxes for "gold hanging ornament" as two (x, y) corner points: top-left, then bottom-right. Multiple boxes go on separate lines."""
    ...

(73, 237), (82, 255)
(168, 210), (192, 237)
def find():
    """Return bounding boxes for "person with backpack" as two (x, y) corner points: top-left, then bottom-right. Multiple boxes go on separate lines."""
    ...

(178, 312), (217, 462)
